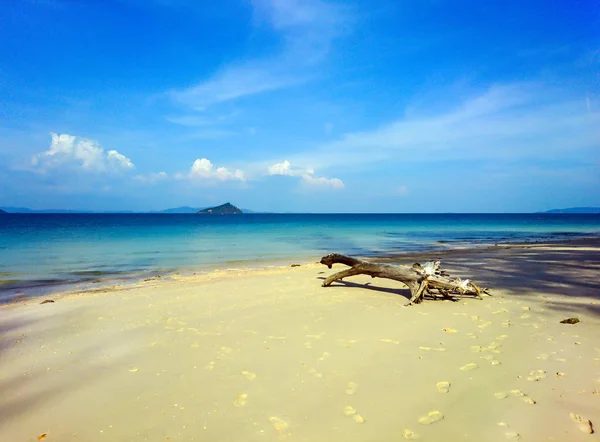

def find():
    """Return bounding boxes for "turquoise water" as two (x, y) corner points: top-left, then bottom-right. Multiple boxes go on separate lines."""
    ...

(1, 213), (599, 301)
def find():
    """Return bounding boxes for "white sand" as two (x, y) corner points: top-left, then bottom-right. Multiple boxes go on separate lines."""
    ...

(1, 240), (599, 441)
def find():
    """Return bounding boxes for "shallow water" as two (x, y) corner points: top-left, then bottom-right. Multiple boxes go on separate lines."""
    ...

(1, 213), (599, 301)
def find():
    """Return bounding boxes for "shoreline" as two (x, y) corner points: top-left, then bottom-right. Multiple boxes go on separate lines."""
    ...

(1, 237), (599, 441)
(3, 235), (600, 306)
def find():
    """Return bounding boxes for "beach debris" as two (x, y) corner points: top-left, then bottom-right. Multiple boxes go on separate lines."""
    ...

(38, 434), (47, 441)
(436, 381), (451, 393)
(290, 264), (301, 267)
(418, 410), (444, 425)
(402, 429), (420, 439)
(460, 363), (478, 371)
(40, 299), (54, 304)
(319, 254), (487, 305)
(569, 413), (594, 434)
(556, 372), (565, 377)
(233, 393), (248, 407)
(560, 318), (580, 324)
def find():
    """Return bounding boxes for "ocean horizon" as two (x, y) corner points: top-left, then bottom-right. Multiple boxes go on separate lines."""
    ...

(2, 213), (600, 303)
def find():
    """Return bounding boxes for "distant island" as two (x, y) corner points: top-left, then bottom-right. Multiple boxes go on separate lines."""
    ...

(541, 207), (600, 214)
(0, 208), (6, 213)
(197, 202), (243, 215)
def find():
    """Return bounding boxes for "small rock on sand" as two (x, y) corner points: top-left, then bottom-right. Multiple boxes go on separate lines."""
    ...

(560, 317), (580, 324)
(40, 300), (55, 304)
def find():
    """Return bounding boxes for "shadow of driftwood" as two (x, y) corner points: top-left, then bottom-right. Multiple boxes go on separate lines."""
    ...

(316, 276), (413, 300)
(317, 240), (600, 316)
(392, 242), (600, 317)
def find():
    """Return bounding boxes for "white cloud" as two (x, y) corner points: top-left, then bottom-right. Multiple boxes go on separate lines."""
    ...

(267, 159), (343, 189)
(283, 83), (600, 170)
(134, 171), (168, 183)
(181, 158), (246, 182)
(32, 133), (135, 173)
(268, 160), (295, 176)
(301, 173), (344, 189)
(169, 0), (350, 109)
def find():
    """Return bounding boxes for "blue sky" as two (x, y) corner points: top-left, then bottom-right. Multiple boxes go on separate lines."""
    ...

(0, 0), (598, 212)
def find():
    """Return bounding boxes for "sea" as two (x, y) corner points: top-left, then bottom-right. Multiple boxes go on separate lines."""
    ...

(1, 213), (600, 302)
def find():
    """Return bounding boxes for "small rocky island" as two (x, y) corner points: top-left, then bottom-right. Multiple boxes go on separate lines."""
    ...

(197, 202), (243, 215)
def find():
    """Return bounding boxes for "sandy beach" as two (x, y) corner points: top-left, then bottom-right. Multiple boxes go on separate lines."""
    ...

(1, 240), (599, 442)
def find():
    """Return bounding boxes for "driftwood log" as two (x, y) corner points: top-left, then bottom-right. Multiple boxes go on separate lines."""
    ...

(320, 253), (486, 305)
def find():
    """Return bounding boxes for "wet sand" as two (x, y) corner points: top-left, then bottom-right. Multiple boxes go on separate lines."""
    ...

(1, 240), (599, 441)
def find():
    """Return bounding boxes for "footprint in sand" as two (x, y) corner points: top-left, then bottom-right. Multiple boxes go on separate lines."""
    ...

(510, 389), (536, 404)
(233, 393), (248, 407)
(304, 341), (313, 349)
(346, 382), (358, 395)
(443, 328), (458, 333)
(380, 338), (400, 344)
(344, 406), (357, 416)
(494, 392), (508, 399)
(402, 429), (420, 439)
(418, 410), (444, 425)
(505, 430), (521, 440)
(205, 361), (216, 370)
(419, 346), (446, 352)
(460, 363), (478, 372)
(268, 417), (290, 436)
(471, 345), (483, 353)
(526, 369), (547, 382)
(436, 381), (451, 393)
(520, 313), (531, 319)
(306, 367), (322, 378)
(569, 413), (594, 434)
(318, 352), (331, 362)
(241, 371), (256, 380)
